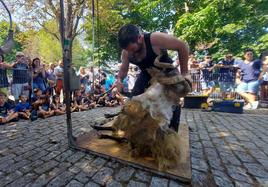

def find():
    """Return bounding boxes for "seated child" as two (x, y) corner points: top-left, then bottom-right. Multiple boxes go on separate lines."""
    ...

(73, 90), (89, 111)
(51, 95), (65, 115)
(83, 92), (96, 109)
(0, 92), (18, 124)
(15, 94), (31, 119)
(37, 95), (54, 118)
(31, 88), (43, 110)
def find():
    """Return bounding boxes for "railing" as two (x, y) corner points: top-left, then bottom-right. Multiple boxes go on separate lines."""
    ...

(189, 69), (243, 100)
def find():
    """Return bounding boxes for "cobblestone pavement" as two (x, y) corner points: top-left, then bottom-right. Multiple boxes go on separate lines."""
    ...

(0, 107), (268, 187)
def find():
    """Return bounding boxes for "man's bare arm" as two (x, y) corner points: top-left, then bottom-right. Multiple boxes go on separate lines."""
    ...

(117, 50), (130, 81)
(150, 32), (189, 75)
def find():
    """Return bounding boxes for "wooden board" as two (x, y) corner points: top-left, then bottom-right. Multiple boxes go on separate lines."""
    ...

(76, 123), (191, 183)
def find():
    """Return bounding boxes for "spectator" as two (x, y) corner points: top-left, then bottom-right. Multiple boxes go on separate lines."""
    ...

(15, 94), (31, 120)
(46, 63), (56, 96)
(0, 54), (12, 96)
(79, 67), (89, 85)
(0, 92), (18, 124)
(37, 95), (54, 118)
(11, 52), (30, 102)
(54, 60), (64, 96)
(87, 66), (94, 85)
(259, 51), (268, 102)
(188, 55), (200, 92)
(73, 90), (88, 111)
(236, 48), (261, 109)
(32, 58), (47, 93)
(51, 95), (65, 115)
(217, 53), (236, 99)
(199, 55), (215, 95)
(127, 66), (137, 92)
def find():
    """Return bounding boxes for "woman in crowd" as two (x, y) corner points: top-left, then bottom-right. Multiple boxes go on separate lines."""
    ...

(32, 58), (47, 93)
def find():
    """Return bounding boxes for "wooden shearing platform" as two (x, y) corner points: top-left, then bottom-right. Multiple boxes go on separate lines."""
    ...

(76, 122), (191, 183)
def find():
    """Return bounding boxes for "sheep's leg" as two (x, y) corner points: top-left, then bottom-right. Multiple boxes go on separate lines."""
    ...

(91, 125), (116, 131)
(104, 112), (120, 118)
(99, 134), (127, 143)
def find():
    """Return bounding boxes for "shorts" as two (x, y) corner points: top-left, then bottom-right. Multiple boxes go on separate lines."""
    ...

(219, 82), (235, 92)
(11, 83), (30, 100)
(201, 81), (215, 90)
(236, 80), (260, 94)
(55, 79), (63, 95)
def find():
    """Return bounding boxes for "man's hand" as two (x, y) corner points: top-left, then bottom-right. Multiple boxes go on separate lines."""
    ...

(114, 79), (124, 93)
(181, 73), (192, 91)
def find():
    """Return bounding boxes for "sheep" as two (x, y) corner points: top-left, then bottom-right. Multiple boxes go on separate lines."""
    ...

(92, 52), (191, 170)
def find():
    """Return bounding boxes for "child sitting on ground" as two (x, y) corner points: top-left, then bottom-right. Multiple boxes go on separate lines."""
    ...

(51, 95), (65, 115)
(15, 94), (31, 120)
(37, 95), (54, 118)
(0, 92), (18, 124)
(83, 92), (96, 109)
(73, 90), (89, 111)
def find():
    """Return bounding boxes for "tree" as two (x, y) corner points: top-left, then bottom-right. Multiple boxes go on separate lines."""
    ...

(85, 0), (129, 65)
(8, 0), (88, 63)
(0, 21), (23, 62)
(175, 0), (268, 59)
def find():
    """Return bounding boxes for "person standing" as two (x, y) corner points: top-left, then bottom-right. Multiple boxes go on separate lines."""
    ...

(11, 52), (30, 103)
(236, 48), (261, 109)
(54, 60), (64, 96)
(0, 54), (12, 96)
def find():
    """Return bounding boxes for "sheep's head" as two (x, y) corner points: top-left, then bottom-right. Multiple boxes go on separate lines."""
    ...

(147, 53), (192, 100)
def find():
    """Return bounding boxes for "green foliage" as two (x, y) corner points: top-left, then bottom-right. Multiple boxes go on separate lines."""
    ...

(85, 0), (129, 65)
(175, 0), (268, 59)
(0, 21), (23, 62)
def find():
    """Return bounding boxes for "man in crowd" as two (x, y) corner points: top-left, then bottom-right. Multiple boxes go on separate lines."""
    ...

(115, 24), (190, 132)
(11, 52), (30, 103)
(199, 55), (215, 95)
(217, 53), (236, 99)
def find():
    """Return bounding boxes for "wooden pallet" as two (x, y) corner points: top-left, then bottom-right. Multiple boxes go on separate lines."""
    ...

(76, 122), (191, 183)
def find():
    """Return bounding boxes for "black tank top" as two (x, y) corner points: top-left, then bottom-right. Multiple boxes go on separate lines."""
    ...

(129, 33), (173, 71)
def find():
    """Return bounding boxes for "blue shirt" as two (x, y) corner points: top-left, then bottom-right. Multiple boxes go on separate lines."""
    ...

(237, 59), (261, 82)
(15, 102), (30, 112)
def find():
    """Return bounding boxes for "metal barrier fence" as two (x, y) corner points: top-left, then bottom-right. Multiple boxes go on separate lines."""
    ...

(189, 70), (243, 100)
(1, 67), (245, 101)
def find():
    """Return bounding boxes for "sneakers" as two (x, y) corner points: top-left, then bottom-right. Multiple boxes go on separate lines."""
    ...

(251, 101), (259, 110)
(243, 101), (259, 110)
(243, 103), (252, 110)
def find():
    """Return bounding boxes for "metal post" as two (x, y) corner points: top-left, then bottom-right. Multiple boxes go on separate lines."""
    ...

(92, 0), (95, 64)
(59, 0), (76, 147)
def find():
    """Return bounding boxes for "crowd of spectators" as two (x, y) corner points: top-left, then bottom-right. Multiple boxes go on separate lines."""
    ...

(1, 48), (267, 125)
(0, 52), (139, 125)
(188, 48), (268, 110)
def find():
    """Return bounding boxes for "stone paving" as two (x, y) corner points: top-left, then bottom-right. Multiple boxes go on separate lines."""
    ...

(0, 107), (268, 187)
